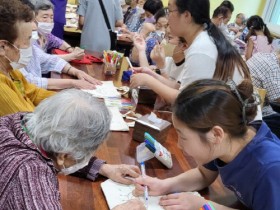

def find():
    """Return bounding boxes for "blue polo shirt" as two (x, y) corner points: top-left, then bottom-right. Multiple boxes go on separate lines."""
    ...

(204, 122), (280, 210)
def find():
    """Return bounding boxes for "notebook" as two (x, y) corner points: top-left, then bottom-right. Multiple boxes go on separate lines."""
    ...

(101, 179), (201, 210)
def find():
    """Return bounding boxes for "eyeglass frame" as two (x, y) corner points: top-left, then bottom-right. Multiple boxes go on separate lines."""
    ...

(164, 8), (179, 16)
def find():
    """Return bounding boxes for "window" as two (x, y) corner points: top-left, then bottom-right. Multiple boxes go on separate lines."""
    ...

(263, 0), (280, 24)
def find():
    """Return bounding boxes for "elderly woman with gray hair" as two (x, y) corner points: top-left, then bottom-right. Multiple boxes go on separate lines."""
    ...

(0, 89), (145, 210)
(31, 0), (84, 61)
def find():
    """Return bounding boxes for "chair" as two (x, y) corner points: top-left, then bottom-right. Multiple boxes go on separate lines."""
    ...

(256, 88), (267, 109)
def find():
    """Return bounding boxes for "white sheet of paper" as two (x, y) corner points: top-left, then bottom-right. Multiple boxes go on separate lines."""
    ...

(108, 107), (129, 131)
(101, 179), (201, 210)
(101, 179), (163, 210)
(83, 81), (121, 98)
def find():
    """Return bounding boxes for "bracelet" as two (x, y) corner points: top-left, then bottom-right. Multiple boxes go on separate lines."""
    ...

(199, 202), (216, 210)
(65, 46), (73, 52)
(65, 66), (72, 74)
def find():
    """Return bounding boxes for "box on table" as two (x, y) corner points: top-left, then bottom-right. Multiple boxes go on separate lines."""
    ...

(132, 114), (171, 143)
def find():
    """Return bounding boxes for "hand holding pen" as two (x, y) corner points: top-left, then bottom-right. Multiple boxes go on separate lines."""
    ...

(140, 162), (149, 208)
(133, 175), (167, 197)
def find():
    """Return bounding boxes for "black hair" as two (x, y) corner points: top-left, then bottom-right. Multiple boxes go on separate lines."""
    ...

(175, 0), (250, 81)
(143, 0), (163, 15)
(212, 6), (230, 19)
(220, 0), (234, 12)
(174, 79), (257, 138)
(154, 8), (167, 22)
(245, 15), (273, 44)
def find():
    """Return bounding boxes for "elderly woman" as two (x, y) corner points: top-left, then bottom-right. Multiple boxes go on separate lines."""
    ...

(17, 0), (101, 90)
(0, 0), (55, 116)
(0, 89), (145, 210)
(32, 0), (85, 61)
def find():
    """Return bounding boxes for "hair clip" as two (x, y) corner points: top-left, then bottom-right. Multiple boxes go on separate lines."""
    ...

(226, 79), (260, 124)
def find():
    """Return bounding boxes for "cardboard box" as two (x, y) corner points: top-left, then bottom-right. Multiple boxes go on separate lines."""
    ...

(133, 114), (171, 143)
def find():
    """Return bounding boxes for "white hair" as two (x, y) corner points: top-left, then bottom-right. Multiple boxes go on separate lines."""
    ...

(31, 0), (54, 14)
(24, 89), (111, 160)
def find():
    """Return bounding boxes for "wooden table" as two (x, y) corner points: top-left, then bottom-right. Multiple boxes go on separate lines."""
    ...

(55, 55), (249, 210)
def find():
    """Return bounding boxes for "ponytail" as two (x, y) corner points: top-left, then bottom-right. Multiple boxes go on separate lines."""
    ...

(205, 22), (251, 81)
(263, 24), (273, 44)
(246, 15), (273, 44)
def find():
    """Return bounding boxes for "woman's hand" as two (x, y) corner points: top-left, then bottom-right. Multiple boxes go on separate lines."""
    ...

(99, 164), (141, 185)
(112, 199), (146, 210)
(71, 79), (96, 89)
(132, 67), (157, 77)
(69, 47), (85, 60)
(159, 192), (206, 210)
(150, 44), (165, 68)
(133, 176), (168, 197)
(133, 34), (146, 52)
(74, 69), (102, 85)
(130, 73), (155, 88)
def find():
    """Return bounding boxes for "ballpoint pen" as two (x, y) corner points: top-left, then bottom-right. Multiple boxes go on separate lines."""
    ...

(140, 162), (149, 208)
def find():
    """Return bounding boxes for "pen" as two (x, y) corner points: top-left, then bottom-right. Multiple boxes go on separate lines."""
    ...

(126, 57), (133, 70)
(140, 162), (149, 208)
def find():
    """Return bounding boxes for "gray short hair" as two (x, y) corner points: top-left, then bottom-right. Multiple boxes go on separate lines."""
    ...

(31, 0), (54, 14)
(24, 89), (111, 160)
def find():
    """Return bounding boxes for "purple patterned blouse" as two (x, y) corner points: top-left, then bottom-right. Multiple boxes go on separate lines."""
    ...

(0, 112), (105, 210)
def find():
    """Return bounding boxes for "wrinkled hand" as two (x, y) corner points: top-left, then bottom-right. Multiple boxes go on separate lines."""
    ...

(112, 199), (146, 210)
(70, 47), (85, 60)
(75, 70), (102, 85)
(100, 164), (141, 185)
(151, 44), (165, 68)
(72, 79), (96, 89)
(133, 176), (167, 196)
(133, 34), (146, 52)
(130, 73), (155, 88)
(159, 192), (206, 210)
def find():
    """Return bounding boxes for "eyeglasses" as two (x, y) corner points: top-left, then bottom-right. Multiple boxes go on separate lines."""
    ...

(164, 8), (179, 16)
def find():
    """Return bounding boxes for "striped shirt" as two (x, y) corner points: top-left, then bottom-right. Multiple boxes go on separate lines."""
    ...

(0, 112), (105, 210)
(19, 45), (67, 89)
(247, 52), (280, 116)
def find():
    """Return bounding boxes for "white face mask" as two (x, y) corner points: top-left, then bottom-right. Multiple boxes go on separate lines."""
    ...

(219, 21), (227, 31)
(60, 157), (90, 175)
(37, 22), (54, 35)
(7, 45), (33, 69)
(31, 31), (39, 44)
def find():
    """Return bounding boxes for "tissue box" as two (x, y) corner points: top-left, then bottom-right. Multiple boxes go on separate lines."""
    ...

(133, 114), (171, 143)
(130, 87), (157, 105)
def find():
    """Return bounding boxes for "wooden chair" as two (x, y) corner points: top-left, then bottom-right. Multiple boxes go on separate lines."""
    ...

(256, 88), (267, 109)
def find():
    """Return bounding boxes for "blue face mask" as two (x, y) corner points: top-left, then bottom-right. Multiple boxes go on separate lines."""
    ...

(145, 16), (155, 23)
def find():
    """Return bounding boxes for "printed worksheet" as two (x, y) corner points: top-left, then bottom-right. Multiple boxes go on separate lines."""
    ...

(101, 179), (163, 210)
(83, 81), (121, 98)
(101, 179), (201, 210)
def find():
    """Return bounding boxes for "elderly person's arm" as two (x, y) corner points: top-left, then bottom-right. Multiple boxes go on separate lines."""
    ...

(74, 157), (141, 185)
(12, 159), (62, 210)
(18, 71), (56, 106)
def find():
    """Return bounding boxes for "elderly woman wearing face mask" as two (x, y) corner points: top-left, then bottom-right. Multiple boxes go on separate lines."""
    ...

(0, 0), (55, 117)
(0, 88), (145, 210)
(17, 0), (101, 90)
(30, 0), (84, 62)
